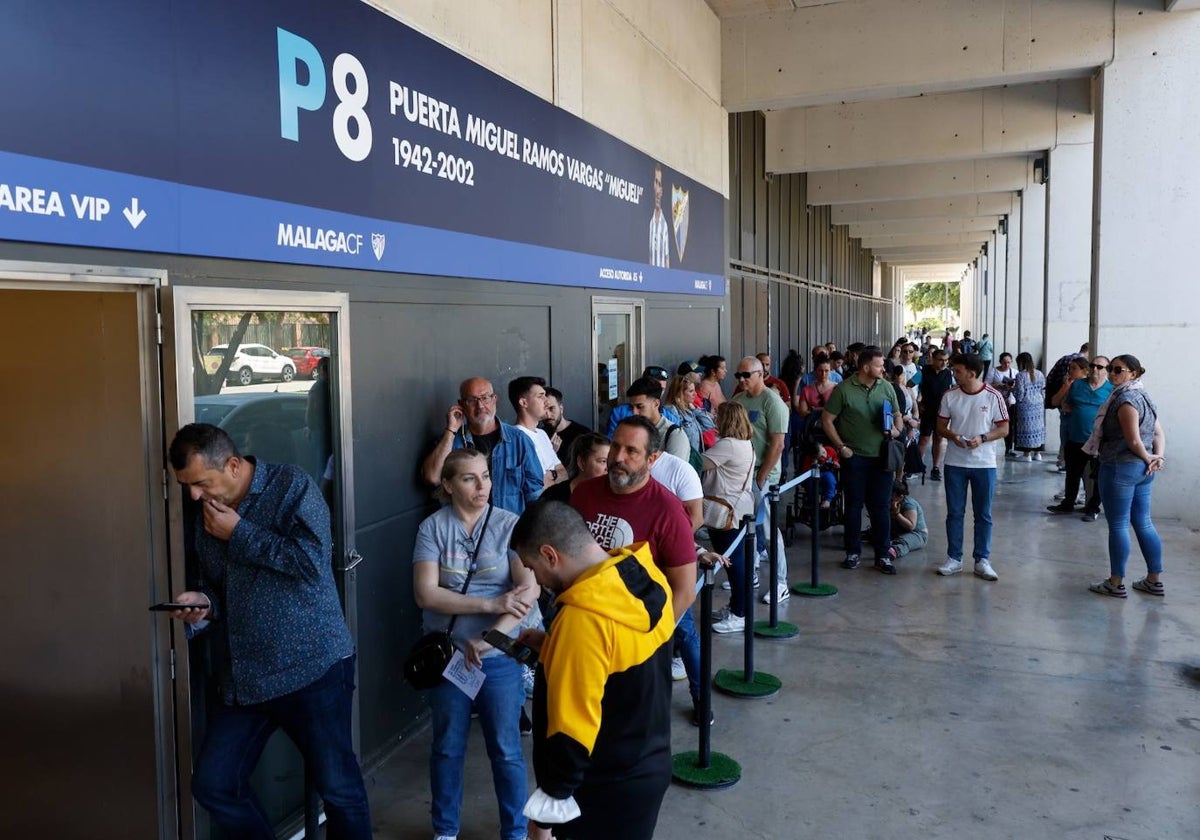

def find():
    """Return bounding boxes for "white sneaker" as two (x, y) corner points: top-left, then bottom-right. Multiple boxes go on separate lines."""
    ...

(720, 579), (732, 590)
(712, 613), (746, 634)
(1032, 452), (1042, 461)
(720, 572), (759, 590)
(937, 558), (963, 576)
(761, 583), (791, 604)
(671, 657), (686, 681)
(974, 558), (999, 581)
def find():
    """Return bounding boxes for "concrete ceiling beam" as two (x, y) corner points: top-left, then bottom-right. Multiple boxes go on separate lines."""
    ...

(862, 232), (989, 249)
(884, 257), (975, 267)
(1166, 0), (1200, 10)
(808, 156), (1029, 205)
(722, 0), (1115, 111)
(871, 244), (984, 259)
(848, 216), (1001, 238)
(832, 194), (1015, 224)
(765, 80), (1090, 173)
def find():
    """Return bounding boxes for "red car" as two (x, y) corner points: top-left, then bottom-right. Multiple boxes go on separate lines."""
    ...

(285, 346), (330, 379)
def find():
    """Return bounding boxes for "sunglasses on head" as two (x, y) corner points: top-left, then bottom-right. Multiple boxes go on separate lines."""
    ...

(733, 371), (759, 380)
(1106, 365), (1129, 374)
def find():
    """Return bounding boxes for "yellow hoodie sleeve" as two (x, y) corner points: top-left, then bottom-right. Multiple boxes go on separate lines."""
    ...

(538, 607), (613, 797)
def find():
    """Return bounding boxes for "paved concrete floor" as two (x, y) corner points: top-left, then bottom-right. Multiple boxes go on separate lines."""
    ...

(367, 458), (1200, 839)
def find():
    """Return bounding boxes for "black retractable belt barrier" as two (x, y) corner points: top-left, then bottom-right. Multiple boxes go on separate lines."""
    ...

(754, 483), (799, 640)
(672, 563), (741, 789)
(714, 516), (781, 699)
(792, 462), (838, 598)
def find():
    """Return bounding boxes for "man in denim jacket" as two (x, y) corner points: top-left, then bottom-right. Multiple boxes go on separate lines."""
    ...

(423, 376), (544, 514)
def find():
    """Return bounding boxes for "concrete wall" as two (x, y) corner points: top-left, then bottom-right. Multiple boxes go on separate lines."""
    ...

(1091, 2), (1200, 522)
(375, 0), (729, 195)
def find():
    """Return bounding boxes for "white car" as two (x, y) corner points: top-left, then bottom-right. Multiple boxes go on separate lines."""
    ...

(205, 343), (296, 386)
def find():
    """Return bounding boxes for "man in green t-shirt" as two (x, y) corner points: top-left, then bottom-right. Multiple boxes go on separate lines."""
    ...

(821, 347), (903, 574)
(731, 356), (791, 603)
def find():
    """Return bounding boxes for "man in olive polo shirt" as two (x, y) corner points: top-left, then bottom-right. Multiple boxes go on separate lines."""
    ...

(821, 347), (904, 574)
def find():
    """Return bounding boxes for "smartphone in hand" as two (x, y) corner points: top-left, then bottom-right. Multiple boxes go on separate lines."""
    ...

(482, 629), (538, 665)
(149, 602), (207, 612)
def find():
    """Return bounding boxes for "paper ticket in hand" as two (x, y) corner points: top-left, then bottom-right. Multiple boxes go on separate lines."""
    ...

(442, 649), (486, 699)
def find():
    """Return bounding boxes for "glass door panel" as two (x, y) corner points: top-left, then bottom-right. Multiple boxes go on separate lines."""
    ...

(169, 290), (354, 840)
(592, 299), (643, 432)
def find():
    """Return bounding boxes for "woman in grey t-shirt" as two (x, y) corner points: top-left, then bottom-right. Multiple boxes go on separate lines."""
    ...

(413, 449), (541, 840)
(1086, 355), (1166, 599)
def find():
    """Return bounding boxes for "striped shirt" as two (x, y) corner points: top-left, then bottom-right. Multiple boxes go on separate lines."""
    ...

(649, 209), (670, 267)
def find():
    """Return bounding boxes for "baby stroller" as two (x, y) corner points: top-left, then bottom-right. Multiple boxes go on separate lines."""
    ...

(784, 425), (845, 543)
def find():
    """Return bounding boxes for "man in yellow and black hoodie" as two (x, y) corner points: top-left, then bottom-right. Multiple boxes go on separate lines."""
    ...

(510, 501), (674, 840)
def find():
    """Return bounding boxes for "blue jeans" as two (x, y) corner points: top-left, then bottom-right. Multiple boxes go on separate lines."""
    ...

(841, 455), (892, 558)
(944, 466), (996, 562)
(675, 608), (702, 701)
(1098, 460), (1163, 579)
(192, 656), (371, 840)
(430, 654), (527, 840)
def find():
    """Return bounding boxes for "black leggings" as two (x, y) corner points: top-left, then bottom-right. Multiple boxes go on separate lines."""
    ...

(1063, 441), (1100, 512)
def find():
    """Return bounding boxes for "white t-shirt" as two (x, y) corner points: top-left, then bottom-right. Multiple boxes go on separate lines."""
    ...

(986, 365), (1017, 404)
(516, 425), (563, 474)
(650, 451), (702, 502)
(938, 384), (1009, 469)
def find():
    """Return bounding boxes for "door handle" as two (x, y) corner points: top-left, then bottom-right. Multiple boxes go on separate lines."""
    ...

(342, 549), (364, 572)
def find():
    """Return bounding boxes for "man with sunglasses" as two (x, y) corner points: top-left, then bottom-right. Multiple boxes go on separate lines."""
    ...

(1048, 356), (1112, 520)
(731, 357), (792, 601)
(422, 377), (544, 514)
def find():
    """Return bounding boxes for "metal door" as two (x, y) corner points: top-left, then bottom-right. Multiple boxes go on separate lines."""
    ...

(0, 270), (173, 838)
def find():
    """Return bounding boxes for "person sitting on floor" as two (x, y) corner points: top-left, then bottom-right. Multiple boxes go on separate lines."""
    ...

(887, 479), (928, 557)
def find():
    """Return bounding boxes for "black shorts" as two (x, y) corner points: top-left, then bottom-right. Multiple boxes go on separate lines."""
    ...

(919, 414), (939, 438)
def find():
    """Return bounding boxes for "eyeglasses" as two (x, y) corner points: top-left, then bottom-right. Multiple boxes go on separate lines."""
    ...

(1089, 363), (1106, 370)
(461, 393), (497, 406)
(1105, 365), (1129, 374)
(733, 371), (760, 380)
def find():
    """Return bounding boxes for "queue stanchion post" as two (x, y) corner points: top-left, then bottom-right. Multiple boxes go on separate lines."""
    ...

(754, 483), (799, 639)
(715, 517), (781, 699)
(672, 563), (741, 789)
(792, 461), (838, 598)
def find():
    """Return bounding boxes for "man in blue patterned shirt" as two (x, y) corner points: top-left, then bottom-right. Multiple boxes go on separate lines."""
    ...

(167, 423), (370, 840)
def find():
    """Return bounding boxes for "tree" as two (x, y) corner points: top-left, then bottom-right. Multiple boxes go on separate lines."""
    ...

(905, 282), (960, 314)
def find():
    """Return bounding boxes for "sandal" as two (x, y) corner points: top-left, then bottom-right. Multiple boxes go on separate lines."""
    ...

(1088, 579), (1127, 598)
(1131, 578), (1165, 597)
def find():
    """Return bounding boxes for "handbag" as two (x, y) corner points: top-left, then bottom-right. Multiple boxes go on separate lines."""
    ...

(702, 456), (754, 531)
(403, 504), (493, 690)
(880, 436), (906, 472)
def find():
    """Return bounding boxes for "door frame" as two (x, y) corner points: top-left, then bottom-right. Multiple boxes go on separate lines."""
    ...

(162, 286), (357, 839)
(0, 260), (175, 838)
(590, 296), (645, 430)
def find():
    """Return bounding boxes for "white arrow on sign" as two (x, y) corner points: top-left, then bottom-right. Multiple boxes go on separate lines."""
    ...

(123, 197), (147, 229)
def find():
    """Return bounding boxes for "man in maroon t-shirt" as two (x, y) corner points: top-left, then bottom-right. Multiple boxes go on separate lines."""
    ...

(571, 416), (710, 725)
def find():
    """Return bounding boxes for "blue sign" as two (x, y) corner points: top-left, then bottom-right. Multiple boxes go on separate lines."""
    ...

(0, 0), (725, 296)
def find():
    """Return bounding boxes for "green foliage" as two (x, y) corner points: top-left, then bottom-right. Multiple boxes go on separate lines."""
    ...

(906, 282), (959, 314)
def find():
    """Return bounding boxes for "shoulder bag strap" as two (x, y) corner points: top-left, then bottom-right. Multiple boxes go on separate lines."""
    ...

(445, 503), (493, 636)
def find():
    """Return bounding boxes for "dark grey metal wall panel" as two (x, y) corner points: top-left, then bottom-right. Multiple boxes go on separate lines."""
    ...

(648, 305), (723, 368)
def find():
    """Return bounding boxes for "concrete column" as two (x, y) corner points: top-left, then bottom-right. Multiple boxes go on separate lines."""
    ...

(1091, 9), (1200, 524)
(1041, 140), (1094, 457)
(1003, 193), (1022, 357)
(1018, 162), (1046, 363)
(990, 229), (1007, 344)
(1042, 142), (1095, 370)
